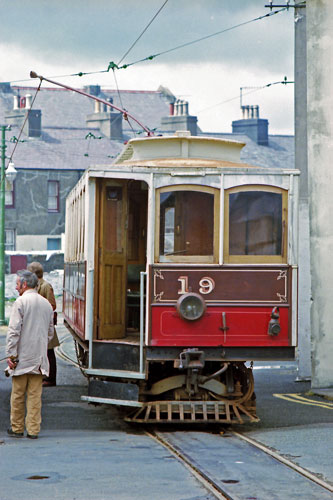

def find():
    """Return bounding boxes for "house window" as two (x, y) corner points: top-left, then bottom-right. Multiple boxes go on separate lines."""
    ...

(48, 181), (59, 212)
(5, 229), (15, 251)
(5, 180), (15, 208)
(47, 238), (61, 250)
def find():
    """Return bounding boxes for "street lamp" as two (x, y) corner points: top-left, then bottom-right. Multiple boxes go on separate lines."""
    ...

(6, 162), (17, 184)
(0, 123), (17, 325)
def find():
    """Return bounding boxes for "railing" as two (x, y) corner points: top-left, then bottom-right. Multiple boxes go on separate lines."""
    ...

(139, 271), (147, 375)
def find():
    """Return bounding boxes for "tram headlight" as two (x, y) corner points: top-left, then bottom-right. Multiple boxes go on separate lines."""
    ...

(176, 293), (206, 321)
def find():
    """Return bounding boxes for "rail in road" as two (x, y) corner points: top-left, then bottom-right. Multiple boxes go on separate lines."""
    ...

(146, 430), (333, 500)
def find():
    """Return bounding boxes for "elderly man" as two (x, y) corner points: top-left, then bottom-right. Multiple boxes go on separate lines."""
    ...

(6, 270), (54, 439)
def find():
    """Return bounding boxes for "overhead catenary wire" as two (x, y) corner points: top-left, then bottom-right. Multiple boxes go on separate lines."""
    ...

(117, 0), (169, 66)
(1, 6), (288, 86)
(119, 6), (288, 70)
(197, 78), (294, 114)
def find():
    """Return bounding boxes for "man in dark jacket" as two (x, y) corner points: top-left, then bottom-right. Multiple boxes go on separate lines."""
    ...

(27, 261), (59, 386)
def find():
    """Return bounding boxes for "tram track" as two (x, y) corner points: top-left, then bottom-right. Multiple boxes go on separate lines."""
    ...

(232, 431), (333, 494)
(146, 429), (231, 500)
(146, 429), (333, 500)
(55, 340), (81, 368)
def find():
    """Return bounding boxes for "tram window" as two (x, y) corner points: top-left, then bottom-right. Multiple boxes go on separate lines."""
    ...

(225, 187), (287, 263)
(104, 187), (123, 252)
(158, 188), (217, 262)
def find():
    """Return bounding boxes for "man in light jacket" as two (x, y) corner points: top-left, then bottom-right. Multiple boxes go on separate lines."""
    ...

(6, 270), (54, 439)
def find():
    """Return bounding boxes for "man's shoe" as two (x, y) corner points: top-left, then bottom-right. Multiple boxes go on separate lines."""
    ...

(43, 381), (56, 387)
(27, 433), (38, 439)
(7, 427), (23, 438)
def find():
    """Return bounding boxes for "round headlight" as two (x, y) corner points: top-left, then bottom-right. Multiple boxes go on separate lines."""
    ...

(176, 293), (206, 321)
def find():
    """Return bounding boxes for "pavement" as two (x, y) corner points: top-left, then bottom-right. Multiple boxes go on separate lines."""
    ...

(0, 299), (332, 498)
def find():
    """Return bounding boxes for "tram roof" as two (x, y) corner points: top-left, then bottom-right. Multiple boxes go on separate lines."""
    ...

(115, 134), (247, 167)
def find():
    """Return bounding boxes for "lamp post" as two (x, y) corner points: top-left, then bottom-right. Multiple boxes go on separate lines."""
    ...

(0, 125), (17, 325)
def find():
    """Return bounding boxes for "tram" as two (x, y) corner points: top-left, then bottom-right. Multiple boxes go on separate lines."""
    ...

(63, 131), (299, 424)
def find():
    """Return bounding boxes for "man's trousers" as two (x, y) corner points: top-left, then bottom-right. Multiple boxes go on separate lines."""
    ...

(10, 373), (43, 435)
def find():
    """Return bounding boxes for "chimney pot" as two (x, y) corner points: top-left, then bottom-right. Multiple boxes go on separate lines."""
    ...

(25, 94), (32, 109)
(94, 101), (101, 113)
(13, 95), (19, 110)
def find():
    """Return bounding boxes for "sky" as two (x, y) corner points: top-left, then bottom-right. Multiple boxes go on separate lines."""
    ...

(0, 0), (295, 135)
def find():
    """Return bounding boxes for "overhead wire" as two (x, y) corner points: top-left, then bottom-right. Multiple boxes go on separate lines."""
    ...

(117, 6), (288, 70)
(117, 0), (169, 66)
(197, 78), (294, 114)
(1, 6), (288, 85)
(113, 0), (169, 136)
(1, 6), (291, 164)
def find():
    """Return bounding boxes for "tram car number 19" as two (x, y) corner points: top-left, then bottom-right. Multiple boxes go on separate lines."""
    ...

(63, 132), (299, 424)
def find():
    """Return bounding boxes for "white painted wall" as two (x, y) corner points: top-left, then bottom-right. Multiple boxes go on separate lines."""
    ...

(307, 0), (333, 388)
(16, 234), (64, 252)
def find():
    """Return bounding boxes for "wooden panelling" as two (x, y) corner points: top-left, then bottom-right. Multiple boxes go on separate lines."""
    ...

(151, 266), (290, 304)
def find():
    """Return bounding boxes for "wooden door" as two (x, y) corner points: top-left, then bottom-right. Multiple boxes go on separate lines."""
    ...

(97, 180), (128, 339)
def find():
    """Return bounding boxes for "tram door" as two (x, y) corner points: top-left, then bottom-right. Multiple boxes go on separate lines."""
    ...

(96, 180), (128, 339)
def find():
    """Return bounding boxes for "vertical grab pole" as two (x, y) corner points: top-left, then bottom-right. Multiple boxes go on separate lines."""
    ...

(140, 271), (147, 375)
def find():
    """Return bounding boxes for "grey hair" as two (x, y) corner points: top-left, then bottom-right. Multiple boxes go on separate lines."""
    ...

(17, 270), (38, 289)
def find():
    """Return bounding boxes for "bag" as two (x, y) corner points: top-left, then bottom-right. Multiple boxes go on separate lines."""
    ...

(53, 311), (58, 326)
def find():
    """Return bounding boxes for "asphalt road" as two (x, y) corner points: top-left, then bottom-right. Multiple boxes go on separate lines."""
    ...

(0, 309), (332, 500)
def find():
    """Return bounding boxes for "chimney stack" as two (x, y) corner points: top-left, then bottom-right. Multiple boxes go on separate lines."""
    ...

(86, 95), (123, 140)
(232, 105), (268, 146)
(5, 93), (42, 137)
(161, 98), (197, 135)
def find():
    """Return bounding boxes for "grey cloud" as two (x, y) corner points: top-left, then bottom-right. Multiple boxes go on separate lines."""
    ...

(1, 0), (293, 74)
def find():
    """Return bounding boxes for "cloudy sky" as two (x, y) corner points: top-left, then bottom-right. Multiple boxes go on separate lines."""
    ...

(0, 0), (295, 134)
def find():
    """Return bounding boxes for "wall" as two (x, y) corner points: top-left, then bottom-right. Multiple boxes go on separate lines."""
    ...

(294, 4), (311, 380)
(5, 169), (83, 250)
(5, 251), (64, 274)
(16, 235), (62, 251)
(307, 0), (333, 388)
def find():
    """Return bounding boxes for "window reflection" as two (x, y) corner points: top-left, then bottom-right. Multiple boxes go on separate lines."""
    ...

(159, 190), (214, 257)
(229, 191), (282, 255)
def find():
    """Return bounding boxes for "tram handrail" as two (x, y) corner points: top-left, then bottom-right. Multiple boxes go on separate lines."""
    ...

(140, 271), (147, 375)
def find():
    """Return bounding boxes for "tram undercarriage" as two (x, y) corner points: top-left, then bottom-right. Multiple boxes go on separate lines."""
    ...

(126, 359), (258, 424)
(72, 334), (258, 424)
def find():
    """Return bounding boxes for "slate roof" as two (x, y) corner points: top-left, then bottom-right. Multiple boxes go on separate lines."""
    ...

(0, 85), (171, 171)
(201, 132), (294, 170)
(0, 85), (294, 172)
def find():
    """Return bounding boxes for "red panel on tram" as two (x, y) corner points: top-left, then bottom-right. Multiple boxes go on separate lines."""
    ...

(150, 306), (290, 347)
